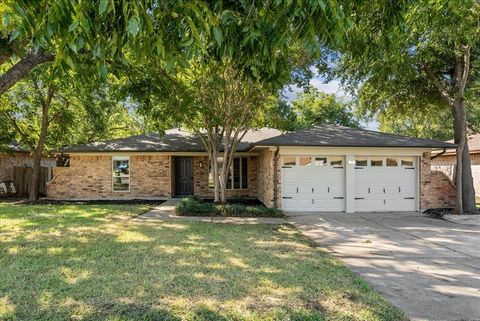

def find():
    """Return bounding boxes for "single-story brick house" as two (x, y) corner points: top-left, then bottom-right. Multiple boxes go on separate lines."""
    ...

(0, 142), (56, 195)
(431, 134), (480, 197)
(48, 125), (457, 212)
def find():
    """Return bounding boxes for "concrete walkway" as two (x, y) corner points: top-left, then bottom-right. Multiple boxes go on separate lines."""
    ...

(287, 211), (480, 321)
(443, 213), (480, 227)
(137, 199), (286, 224)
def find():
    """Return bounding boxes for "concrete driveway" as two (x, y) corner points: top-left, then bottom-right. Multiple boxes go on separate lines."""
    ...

(287, 211), (480, 321)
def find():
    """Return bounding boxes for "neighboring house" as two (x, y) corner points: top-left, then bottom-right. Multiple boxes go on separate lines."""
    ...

(48, 125), (456, 212)
(431, 134), (480, 197)
(0, 142), (56, 195)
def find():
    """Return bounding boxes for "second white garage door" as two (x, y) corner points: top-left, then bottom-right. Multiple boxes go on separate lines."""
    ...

(354, 156), (417, 212)
(281, 156), (345, 211)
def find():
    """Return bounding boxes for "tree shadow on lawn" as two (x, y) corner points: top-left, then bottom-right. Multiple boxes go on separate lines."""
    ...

(0, 204), (406, 321)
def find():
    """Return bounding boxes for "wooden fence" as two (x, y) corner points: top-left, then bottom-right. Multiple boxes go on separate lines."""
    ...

(13, 166), (50, 196)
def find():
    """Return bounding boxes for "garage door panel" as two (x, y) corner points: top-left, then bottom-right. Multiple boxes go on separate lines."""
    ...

(385, 186), (401, 195)
(400, 184), (416, 195)
(283, 155), (417, 212)
(282, 156), (345, 212)
(298, 172), (312, 180)
(282, 169), (298, 182)
(355, 185), (370, 197)
(312, 186), (329, 195)
(354, 156), (417, 212)
(298, 185), (314, 195)
(282, 185), (298, 197)
(369, 185), (385, 196)
(355, 199), (385, 212)
(328, 185), (345, 196)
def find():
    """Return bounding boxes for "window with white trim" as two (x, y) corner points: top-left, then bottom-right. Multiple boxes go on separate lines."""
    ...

(113, 156), (130, 191)
(283, 156), (296, 166)
(314, 157), (327, 166)
(401, 157), (414, 167)
(208, 157), (248, 190)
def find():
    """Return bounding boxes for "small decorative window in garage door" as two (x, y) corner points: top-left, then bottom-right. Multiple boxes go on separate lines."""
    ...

(355, 156), (417, 212)
(281, 156), (345, 211)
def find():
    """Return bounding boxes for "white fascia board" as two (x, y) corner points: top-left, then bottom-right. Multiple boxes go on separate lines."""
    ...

(64, 151), (260, 157)
(278, 146), (429, 156)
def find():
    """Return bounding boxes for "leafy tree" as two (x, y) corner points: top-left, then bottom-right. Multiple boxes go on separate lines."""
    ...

(331, 0), (480, 213)
(124, 58), (274, 202)
(261, 99), (299, 131)
(0, 63), (139, 200)
(377, 98), (480, 141)
(1, 0), (350, 202)
(184, 61), (275, 203)
(0, 0), (347, 96)
(262, 90), (361, 131)
(293, 89), (361, 129)
(378, 107), (454, 141)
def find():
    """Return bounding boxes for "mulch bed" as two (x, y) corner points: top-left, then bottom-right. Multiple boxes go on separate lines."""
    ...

(0, 197), (165, 206)
(201, 198), (264, 206)
(423, 208), (455, 218)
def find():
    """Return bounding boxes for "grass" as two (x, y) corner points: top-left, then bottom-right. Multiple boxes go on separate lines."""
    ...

(0, 203), (406, 321)
(176, 196), (284, 217)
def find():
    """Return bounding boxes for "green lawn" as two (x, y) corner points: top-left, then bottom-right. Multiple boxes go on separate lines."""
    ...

(0, 203), (406, 321)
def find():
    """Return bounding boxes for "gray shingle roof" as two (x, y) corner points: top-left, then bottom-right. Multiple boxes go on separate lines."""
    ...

(55, 128), (283, 153)
(253, 125), (457, 149)
(55, 125), (456, 153)
(2, 141), (29, 153)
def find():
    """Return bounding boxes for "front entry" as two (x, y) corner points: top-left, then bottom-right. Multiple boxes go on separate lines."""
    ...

(175, 157), (194, 195)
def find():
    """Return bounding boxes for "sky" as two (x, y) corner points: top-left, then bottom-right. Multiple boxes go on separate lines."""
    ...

(283, 76), (379, 130)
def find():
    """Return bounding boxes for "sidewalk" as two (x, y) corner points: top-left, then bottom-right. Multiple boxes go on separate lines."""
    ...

(136, 199), (286, 225)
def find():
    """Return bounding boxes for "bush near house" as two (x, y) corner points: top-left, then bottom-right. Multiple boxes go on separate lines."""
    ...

(176, 196), (284, 217)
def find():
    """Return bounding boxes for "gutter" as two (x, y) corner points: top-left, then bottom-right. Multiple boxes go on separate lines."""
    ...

(273, 146), (280, 209)
(431, 148), (447, 160)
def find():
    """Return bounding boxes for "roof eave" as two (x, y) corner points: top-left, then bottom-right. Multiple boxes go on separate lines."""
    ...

(251, 143), (457, 149)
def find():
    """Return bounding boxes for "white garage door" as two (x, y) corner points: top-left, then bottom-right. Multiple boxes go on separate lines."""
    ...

(282, 156), (345, 211)
(354, 156), (417, 212)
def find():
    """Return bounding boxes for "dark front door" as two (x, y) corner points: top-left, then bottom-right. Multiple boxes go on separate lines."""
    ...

(175, 157), (194, 195)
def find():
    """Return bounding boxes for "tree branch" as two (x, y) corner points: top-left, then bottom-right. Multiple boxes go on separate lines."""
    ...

(422, 64), (454, 106)
(0, 111), (35, 152)
(0, 38), (30, 66)
(459, 45), (470, 95)
(0, 52), (54, 96)
(31, 74), (47, 108)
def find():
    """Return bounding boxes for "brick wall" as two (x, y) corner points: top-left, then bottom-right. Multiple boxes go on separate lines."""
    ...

(47, 155), (172, 199)
(131, 155), (173, 198)
(192, 155), (257, 198)
(256, 149), (281, 208)
(420, 152), (456, 210)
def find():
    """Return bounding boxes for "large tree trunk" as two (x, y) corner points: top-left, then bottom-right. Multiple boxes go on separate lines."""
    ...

(453, 103), (465, 213)
(211, 148), (220, 203)
(0, 53), (54, 96)
(452, 100), (477, 213)
(29, 103), (50, 201)
(462, 140), (476, 212)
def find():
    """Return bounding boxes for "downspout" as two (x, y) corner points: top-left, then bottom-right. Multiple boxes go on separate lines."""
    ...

(273, 147), (280, 209)
(431, 148), (447, 160)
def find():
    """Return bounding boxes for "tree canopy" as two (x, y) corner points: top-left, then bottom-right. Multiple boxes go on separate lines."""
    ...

(0, 0), (349, 96)
(263, 89), (361, 131)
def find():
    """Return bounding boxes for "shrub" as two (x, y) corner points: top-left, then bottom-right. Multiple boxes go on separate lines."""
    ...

(175, 196), (284, 217)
